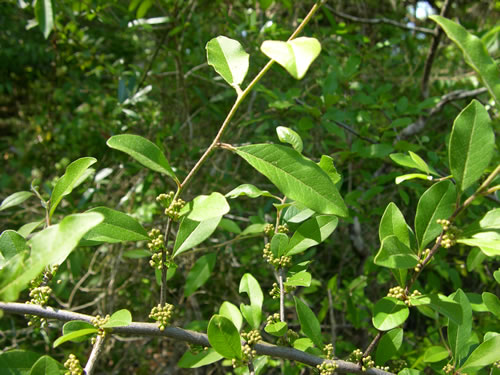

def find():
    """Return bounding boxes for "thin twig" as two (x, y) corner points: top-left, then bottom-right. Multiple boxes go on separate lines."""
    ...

(160, 218), (173, 307)
(84, 334), (106, 375)
(325, 5), (436, 35)
(362, 331), (383, 359)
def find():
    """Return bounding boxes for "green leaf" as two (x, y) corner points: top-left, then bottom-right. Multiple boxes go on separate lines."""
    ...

(241, 223), (266, 235)
(375, 328), (403, 366)
(122, 249), (151, 259)
(270, 233), (289, 257)
(283, 203), (315, 223)
(173, 216), (221, 258)
(466, 247), (486, 271)
(29, 355), (62, 375)
(0, 212), (103, 302)
(374, 235), (419, 269)
(206, 36), (249, 87)
(483, 292), (500, 318)
(408, 152), (433, 175)
(261, 37), (321, 80)
(294, 297), (323, 348)
(458, 231), (500, 256)
(107, 135), (177, 182)
(177, 348), (223, 368)
(286, 215), (339, 256)
(390, 153), (438, 175)
(410, 294), (463, 324)
(181, 192), (230, 221)
(430, 16), (500, 107)
(184, 253), (217, 297)
(448, 100), (494, 192)
(81, 207), (149, 245)
(218, 218), (241, 234)
(460, 336), (500, 373)
(395, 173), (433, 185)
(35, 0), (54, 39)
(240, 304), (262, 330)
(379, 202), (411, 247)
(17, 220), (44, 238)
(372, 297), (409, 331)
(53, 328), (98, 348)
(0, 350), (42, 375)
(264, 321), (288, 337)
(0, 230), (28, 262)
(285, 271), (312, 287)
(207, 315), (242, 360)
(219, 301), (243, 332)
(225, 184), (277, 199)
(49, 157), (97, 217)
(0, 191), (34, 211)
(317, 155), (342, 184)
(235, 144), (347, 216)
(102, 309), (132, 328)
(415, 181), (456, 250)
(448, 289), (472, 361)
(495, 270), (500, 284)
(62, 321), (96, 343)
(276, 126), (303, 153)
(423, 346), (449, 363)
(239, 273), (263, 308)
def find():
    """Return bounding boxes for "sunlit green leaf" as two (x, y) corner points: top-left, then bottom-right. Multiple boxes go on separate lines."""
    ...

(482, 292), (500, 318)
(294, 297), (323, 348)
(207, 315), (242, 360)
(219, 301), (243, 332)
(460, 336), (500, 373)
(265, 321), (288, 337)
(53, 328), (98, 348)
(29, 355), (62, 375)
(423, 346), (449, 363)
(410, 294), (462, 324)
(374, 235), (418, 269)
(206, 36), (249, 87)
(181, 192), (230, 221)
(372, 297), (409, 331)
(448, 289), (472, 361)
(239, 273), (263, 308)
(173, 216), (221, 258)
(225, 184), (277, 200)
(375, 328), (403, 366)
(178, 348), (223, 368)
(0, 191), (34, 212)
(276, 126), (303, 153)
(286, 215), (338, 256)
(35, 0), (54, 39)
(62, 321), (96, 343)
(102, 309), (132, 328)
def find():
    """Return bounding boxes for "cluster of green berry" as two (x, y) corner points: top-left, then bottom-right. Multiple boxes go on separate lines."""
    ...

(389, 359), (407, 372)
(156, 192), (186, 221)
(349, 348), (363, 362)
(387, 286), (405, 299)
(91, 314), (110, 337)
(147, 229), (175, 270)
(437, 219), (459, 248)
(443, 363), (455, 374)
(25, 268), (58, 328)
(263, 243), (292, 269)
(414, 248), (431, 272)
(494, 360), (500, 369)
(264, 223), (289, 238)
(361, 355), (375, 371)
(149, 303), (174, 331)
(269, 282), (295, 299)
(64, 354), (83, 375)
(241, 330), (261, 346)
(323, 343), (334, 359)
(266, 313), (281, 326)
(316, 360), (337, 375)
(231, 344), (258, 369)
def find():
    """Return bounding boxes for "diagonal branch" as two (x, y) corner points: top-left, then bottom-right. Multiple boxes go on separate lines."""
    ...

(0, 302), (393, 375)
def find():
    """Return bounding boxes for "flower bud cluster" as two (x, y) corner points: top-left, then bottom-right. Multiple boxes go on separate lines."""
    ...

(494, 360), (500, 369)
(29, 285), (51, 306)
(437, 219), (459, 248)
(390, 359), (407, 372)
(148, 229), (164, 252)
(387, 286), (406, 300)
(404, 289), (422, 306)
(231, 343), (258, 369)
(156, 192), (175, 207)
(414, 248), (431, 272)
(64, 354), (83, 375)
(91, 314), (110, 336)
(437, 219), (451, 230)
(349, 348), (363, 362)
(266, 313), (281, 326)
(264, 223), (275, 237)
(277, 224), (289, 233)
(25, 279), (53, 327)
(241, 330), (261, 346)
(361, 355), (375, 371)
(443, 363), (455, 374)
(323, 343), (334, 360)
(263, 243), (292, 269)
(316, 360), (337, 375)
(269, 282), (295, 299)
(149, 303), (174, 331)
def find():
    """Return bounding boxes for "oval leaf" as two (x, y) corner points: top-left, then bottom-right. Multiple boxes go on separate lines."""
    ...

(415, 180), (456, 250)
(294, 297), (323, 348)
(264, 321), (288, 337)
(219, 301), (243, 332)
(276, 126), (303, 153)
(239, 273), (263, 308)
(62, 321), (96, 343)
(206, 36), (249, 87)
(184, 253), (217, 297)
(181, 192), (230, 221)
(286, 215), (338, 256)
(375, 328), (403, 366)
(0, 191), (34, 212)
(102, 309), (132, 328)
(482, 292), (500, 318)
(207, 315), (242, 360)
(29, 355), (61, 375)
(82, 207), (149, 245)
(379, 202), (410, 246)
(460, 336), (500, 373)
(374, 235), (418, 269)
(50, 157), (97, 217)
(226, 184), (277, 199)
(235, 144), (347, 217)
(261, 37), (321, 80)
(448, 100), (494, 192)
(35, 0), (54, 39)
(285, 271), (312, 287)
(372, 297), (409, 331)
(53, 328), (98, 348)
(173, 216), (221, 258)
(448, 289), (472, 361)
(410, 294), (463, 324)
(107, 134), (177, 182)
(0, 230), (28, 262)
(424, 346), (449, 363)
(178, 348), (223, 368)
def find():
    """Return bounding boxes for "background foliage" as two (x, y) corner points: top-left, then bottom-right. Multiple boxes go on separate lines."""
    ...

(0, 0), (499, 374)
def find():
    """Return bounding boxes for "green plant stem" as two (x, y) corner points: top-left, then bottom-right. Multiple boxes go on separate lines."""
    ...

(362, 331), (383, 359)
(160, 218), (173, 307)
(176, 1), (324, 196)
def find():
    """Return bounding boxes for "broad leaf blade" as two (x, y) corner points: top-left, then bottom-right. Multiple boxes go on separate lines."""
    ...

(53, 328), (98, 348)
(82, 207), (149, 245)
(423, 346), (449, 363)
(0, 230), (28, 262)
(286, 215), (338, 255)
(206, 36), (249, 87)
(372, 297), (409, 331)
(173, 216), (221, 258)
(207, 315), (242, 360)
(0, 191), (34, 211)
(0, 350), (42, 375)
(261, 37), (321, 80)
(178, 348), (223, 368)
(415, 181), (456, 250)
(460, 336), (500, 373)
(219, 301), (243, 332)
(102, 309), (132, 328)
(276, 126), (303, 153)
(374, 235), (419, 269)
(235, 144), (347, 217)
(184, 253), (217, 297)
(375, 328), (403, 366)
(62, 321), (96, 343)
(379, 202), (411, 246)
(294, 297), (323, 348)
(430, 16), (500, 107)
(448, 100), (494, 192)
(226, 184), (277, 199)
(448, 289), (472, 361)
(410, 294), (463, 324)
(239, 273), (263, 308)
(29, 355), (62, 375)
(35, 0), (54, 39)
(181, 192), (230, 221)
(50, 157), (97, 217)
(107, 135), (177, 182)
